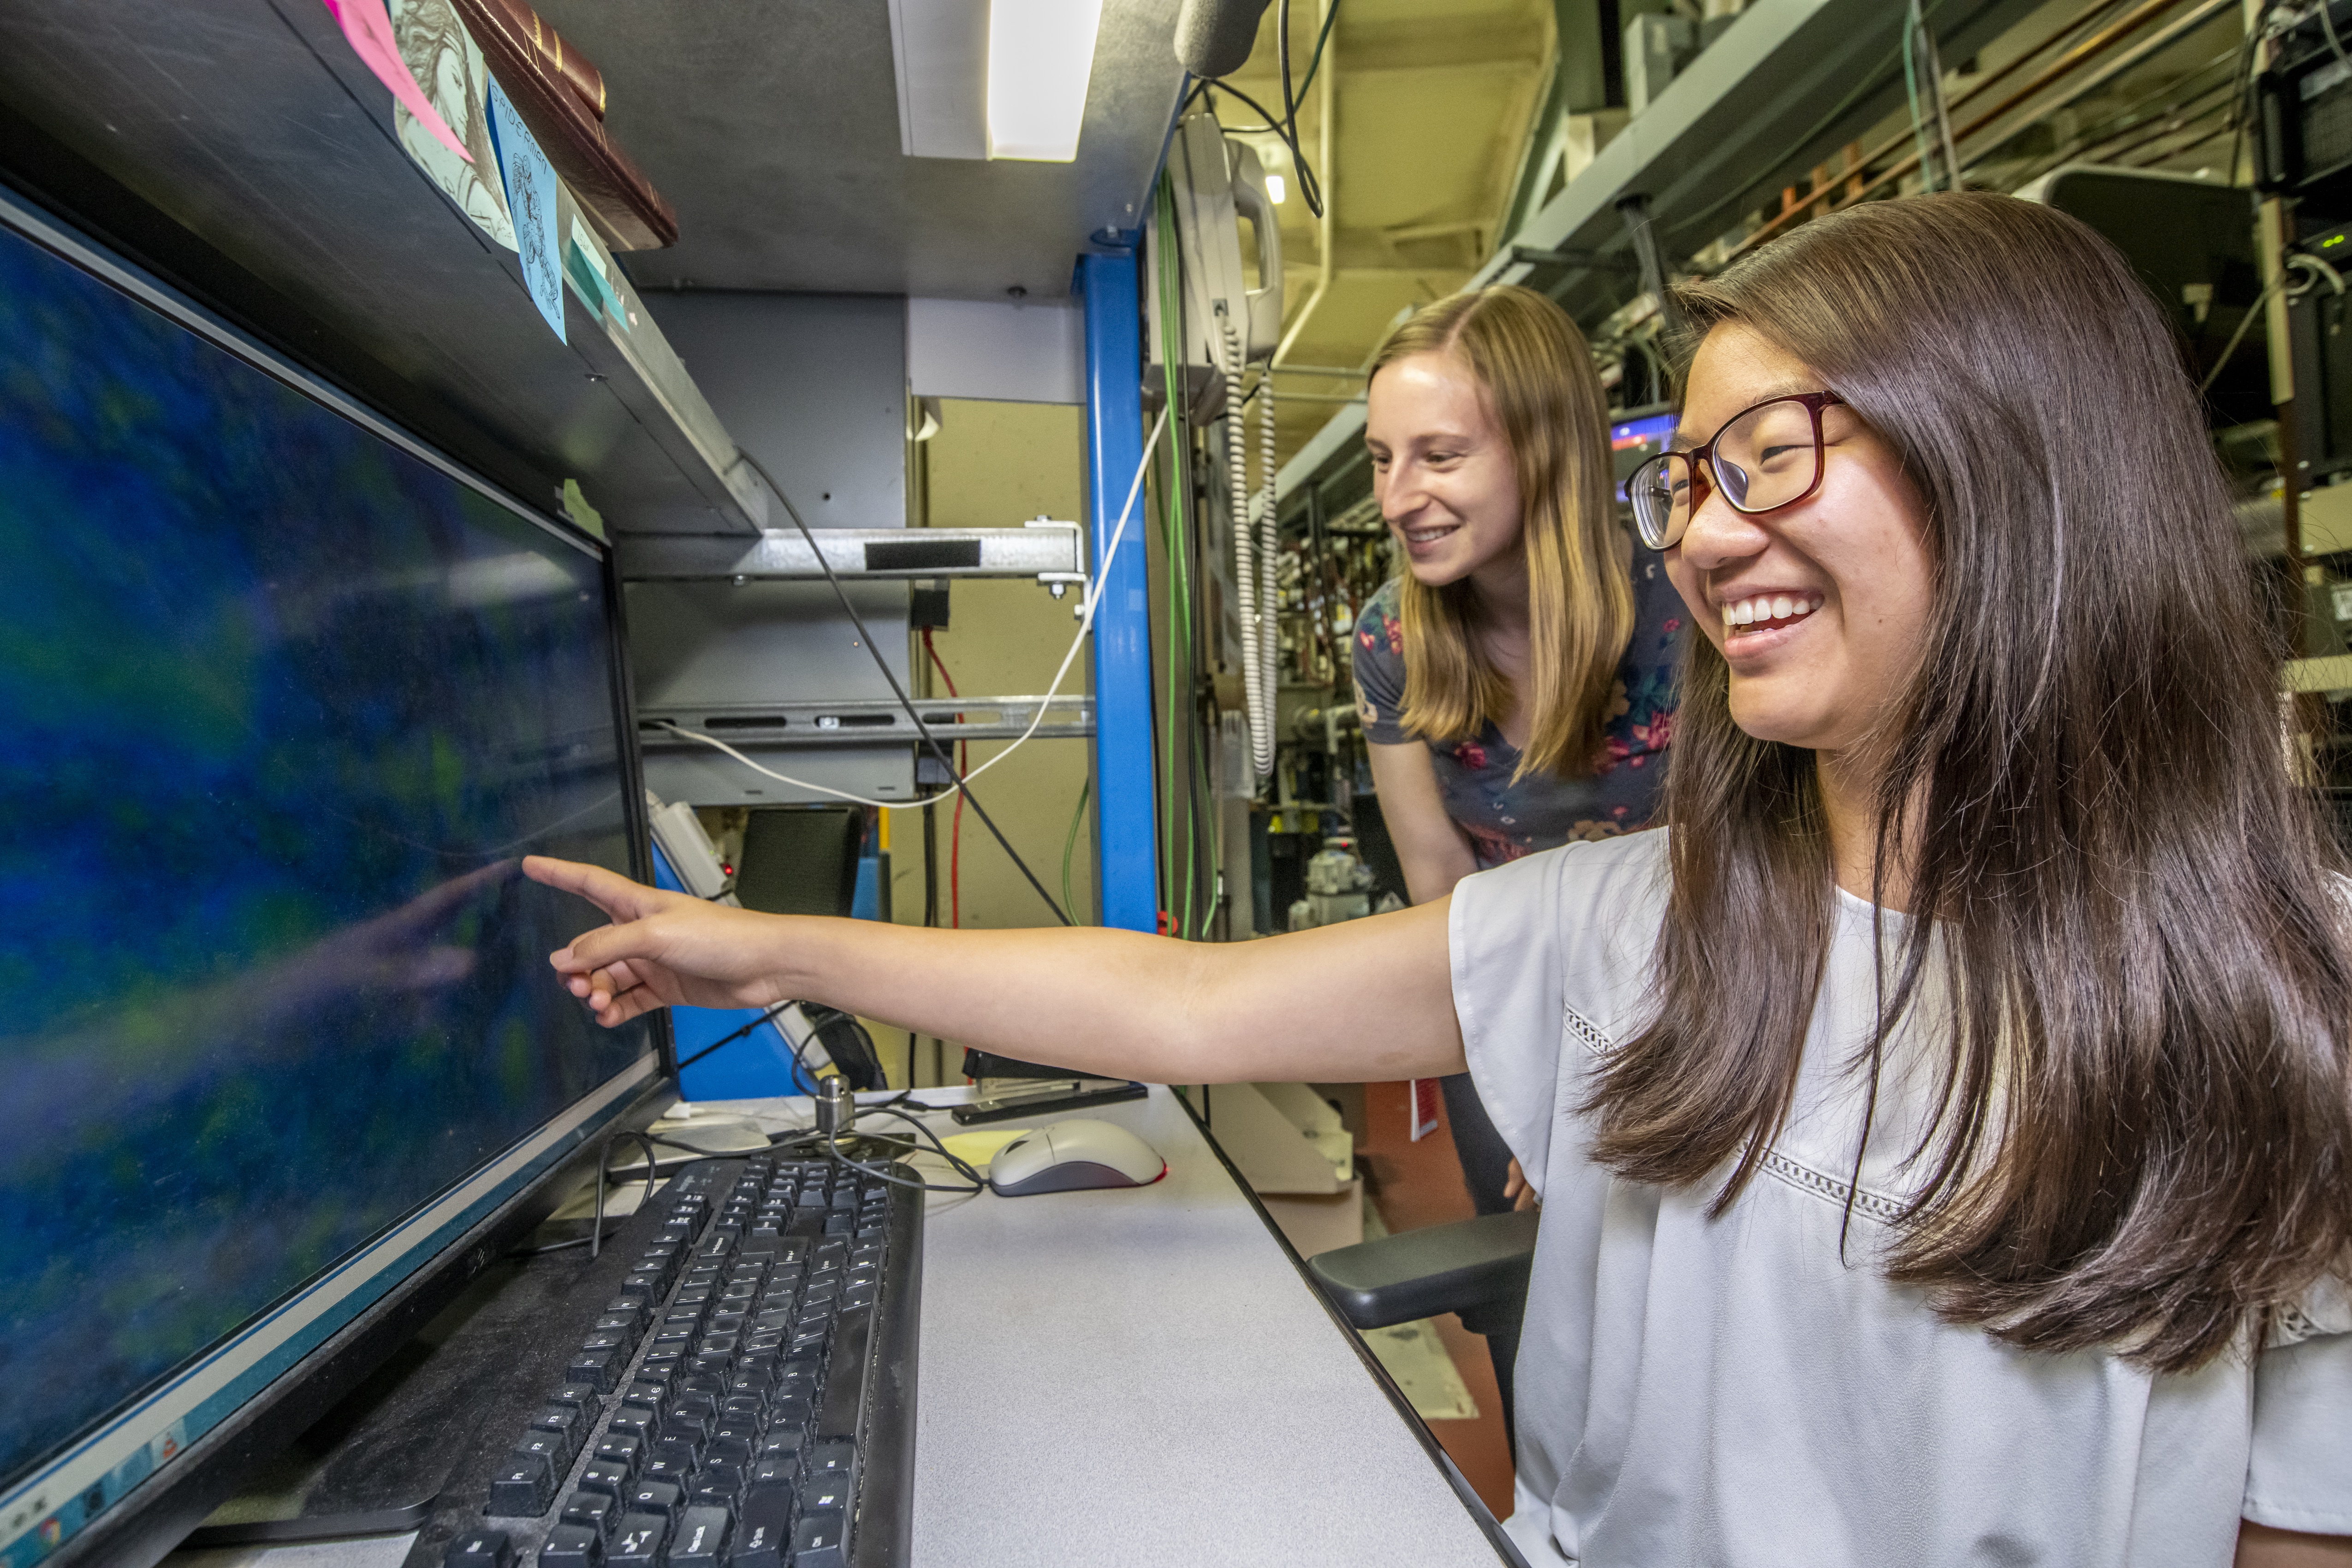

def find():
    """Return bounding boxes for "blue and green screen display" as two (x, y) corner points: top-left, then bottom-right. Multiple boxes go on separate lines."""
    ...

(0, 214), (653, 1505)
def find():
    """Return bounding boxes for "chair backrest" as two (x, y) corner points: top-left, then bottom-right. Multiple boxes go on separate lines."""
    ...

(733, 805), (863, 918)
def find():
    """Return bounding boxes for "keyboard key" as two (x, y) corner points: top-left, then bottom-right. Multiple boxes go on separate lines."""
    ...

(532, 1405), (586, 1449)
(804, 1441), (855, 1483)
(698, 1457), (749, 1499)
(444, 1529), (513, 1568)
(661, 1411), (714, 1450)
(577, 1461), (631, 1498)
(591, 1314), (640, 1342)
(515, 1430), (572, 1469)
(624, 1479), (682, 1517)
(551, 1382), (603, 1415)
(641, 1438), (699, 1486)
(750, 1456), (799, 1491)
(591, 1434), (642, 1479)
(606, 1513), (667, 1568)
(486, 1450), (556, 1516)
(668, 1506), (731, 1568)
(789, 1511), (848, 1568)
(567, 1346), (622, 1392)
(560, 1490), (619, 1539)
(755, 1430), (807, 1463)
(709, 1422), (760, 1455)
(605, 1402), (655, 1442)
(797, 1471), (851, 1518)
(536, 1524), (600, 1568)
(732, 1489), (791, 1568)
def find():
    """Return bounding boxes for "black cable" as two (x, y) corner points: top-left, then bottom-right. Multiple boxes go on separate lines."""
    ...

(1195, 81), (1324, 216)
(824, 1104), (986, 1194)
(730, 448), (1073, 927)
(674, 1000), (796, 1074)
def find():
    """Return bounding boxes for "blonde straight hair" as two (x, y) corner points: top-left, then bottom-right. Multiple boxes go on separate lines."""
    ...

(1372, 285), (1631, 778)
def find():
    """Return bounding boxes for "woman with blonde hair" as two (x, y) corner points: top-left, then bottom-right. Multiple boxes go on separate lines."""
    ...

(1352, 285), (1684, 1225)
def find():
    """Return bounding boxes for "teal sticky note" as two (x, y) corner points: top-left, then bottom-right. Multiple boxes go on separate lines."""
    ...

(485, 75), (564, 343)
(566, 218), (628, 328)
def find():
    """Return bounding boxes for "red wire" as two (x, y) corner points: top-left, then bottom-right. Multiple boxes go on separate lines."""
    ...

(921, 629), (966, 928)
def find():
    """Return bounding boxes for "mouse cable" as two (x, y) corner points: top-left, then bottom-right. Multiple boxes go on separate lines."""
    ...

(823, 1103), (986, 1194)
(729, 447), (1072, 927)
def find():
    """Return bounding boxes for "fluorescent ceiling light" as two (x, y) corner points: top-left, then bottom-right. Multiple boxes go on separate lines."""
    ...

(987, 0), (1104, 162)
(1266, 172), (1287, 205)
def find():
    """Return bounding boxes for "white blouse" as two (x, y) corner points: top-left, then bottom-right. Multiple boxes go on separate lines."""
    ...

(1449, 831), (2352, 1568)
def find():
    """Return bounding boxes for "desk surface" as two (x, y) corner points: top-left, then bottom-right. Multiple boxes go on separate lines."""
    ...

(167, 1086), (1509, 1568)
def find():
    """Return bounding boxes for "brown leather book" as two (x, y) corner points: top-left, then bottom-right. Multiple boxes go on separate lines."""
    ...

(453, 0), (677, 249)
(474, 0), (604, 120)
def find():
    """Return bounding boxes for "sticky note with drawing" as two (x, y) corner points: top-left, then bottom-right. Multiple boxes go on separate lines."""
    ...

(485, 76), (564, 344)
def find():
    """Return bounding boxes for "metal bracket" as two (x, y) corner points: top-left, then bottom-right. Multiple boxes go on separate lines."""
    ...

(638, 694), (1095, 748)
(616, 519), (1087, 597)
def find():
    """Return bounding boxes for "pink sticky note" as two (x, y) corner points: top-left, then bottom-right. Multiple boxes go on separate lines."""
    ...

(319, 0), (473, 164)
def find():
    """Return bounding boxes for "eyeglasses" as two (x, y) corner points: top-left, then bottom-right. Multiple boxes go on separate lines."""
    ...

(1626, 390), (1847, 550)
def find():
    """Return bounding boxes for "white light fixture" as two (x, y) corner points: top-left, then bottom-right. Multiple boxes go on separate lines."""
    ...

(986, 0), (1104, 162)
(1266, 172), (1287, 205)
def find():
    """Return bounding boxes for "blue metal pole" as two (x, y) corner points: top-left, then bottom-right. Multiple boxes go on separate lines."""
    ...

(1077, 249), (1158, 932)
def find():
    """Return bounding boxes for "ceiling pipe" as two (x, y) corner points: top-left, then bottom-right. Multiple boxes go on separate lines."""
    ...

(1274, 0), (1336, 368)
(1727, 0), (2203, 261)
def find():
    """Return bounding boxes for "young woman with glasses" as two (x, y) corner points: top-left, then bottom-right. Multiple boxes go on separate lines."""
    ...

(1352, 285), (1685, 1232)
(527, 193), (2351, 1567)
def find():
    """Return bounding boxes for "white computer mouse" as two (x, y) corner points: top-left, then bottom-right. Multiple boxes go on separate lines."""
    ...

(987, 1118), (1167, 1196)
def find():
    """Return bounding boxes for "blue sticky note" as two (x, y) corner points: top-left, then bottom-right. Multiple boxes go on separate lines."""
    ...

(485, 76), (564, 343)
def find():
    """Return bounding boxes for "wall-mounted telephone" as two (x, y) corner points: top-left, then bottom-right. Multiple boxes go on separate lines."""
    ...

(1164, 110), (1284, 780)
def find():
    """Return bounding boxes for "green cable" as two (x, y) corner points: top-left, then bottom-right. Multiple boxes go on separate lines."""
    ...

(1155, 174), (1199, 939)
(1902, 5), (1936, 194)
(1062, 777), (1090, 921)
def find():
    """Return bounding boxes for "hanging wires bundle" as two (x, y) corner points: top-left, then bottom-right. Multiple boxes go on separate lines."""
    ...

(1181, 0), (1337, 219)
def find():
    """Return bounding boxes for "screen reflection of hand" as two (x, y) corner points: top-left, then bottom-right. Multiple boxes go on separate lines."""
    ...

(261, 858), (520, 1017)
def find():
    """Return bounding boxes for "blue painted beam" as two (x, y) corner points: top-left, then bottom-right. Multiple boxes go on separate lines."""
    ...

(1077, 249), (1158, 932)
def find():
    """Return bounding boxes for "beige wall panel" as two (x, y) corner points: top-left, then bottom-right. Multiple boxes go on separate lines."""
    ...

(900, 398), (1097, 1082)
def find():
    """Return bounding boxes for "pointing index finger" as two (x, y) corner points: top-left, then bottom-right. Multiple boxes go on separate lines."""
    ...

(523, 855), (663, 921)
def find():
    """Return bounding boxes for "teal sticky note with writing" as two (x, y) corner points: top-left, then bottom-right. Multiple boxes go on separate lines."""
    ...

(484, 75), (564, 343)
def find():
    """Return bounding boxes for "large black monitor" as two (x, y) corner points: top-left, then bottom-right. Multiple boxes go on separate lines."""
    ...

(0, 185), (664, 1568)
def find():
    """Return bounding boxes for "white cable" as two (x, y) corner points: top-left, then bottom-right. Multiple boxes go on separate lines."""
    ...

(1225, 316), (1273, 778)
(663, 405), (1172, 811)
(1258, 368), (1278, 775)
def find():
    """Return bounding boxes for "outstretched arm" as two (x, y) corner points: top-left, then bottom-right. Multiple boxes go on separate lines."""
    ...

(523, 857), (1467, 1085)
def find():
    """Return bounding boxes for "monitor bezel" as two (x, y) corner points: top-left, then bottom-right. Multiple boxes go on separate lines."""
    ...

(0, 178), (679, 1568)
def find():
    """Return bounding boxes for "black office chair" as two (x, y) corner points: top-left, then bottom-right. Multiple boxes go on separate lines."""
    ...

(1306, 1209), (1539, 1449)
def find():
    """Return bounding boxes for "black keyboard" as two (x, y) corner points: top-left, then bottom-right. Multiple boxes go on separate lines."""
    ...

(408, 1152), (921, 1568)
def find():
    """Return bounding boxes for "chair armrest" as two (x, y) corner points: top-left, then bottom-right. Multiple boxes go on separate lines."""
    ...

(1306, 1209), (1539, 1330)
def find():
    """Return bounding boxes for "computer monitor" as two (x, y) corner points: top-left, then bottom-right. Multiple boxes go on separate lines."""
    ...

(0, 185), (665, 1568)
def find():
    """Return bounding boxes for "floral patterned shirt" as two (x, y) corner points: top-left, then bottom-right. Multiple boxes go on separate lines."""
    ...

(1351, 552), (1685, 866)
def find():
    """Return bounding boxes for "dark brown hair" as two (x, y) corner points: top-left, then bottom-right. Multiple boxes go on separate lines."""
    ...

(1370, 285), (1630, 778)
(1586, 191), (2352, 1372)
